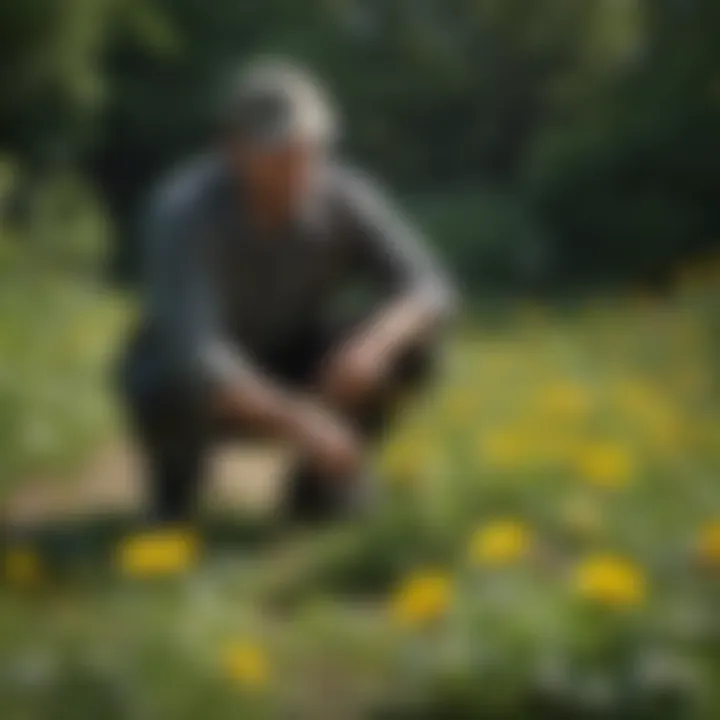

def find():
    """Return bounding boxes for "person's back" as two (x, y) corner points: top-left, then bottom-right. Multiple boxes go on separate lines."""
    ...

(119, 58), (457, 523)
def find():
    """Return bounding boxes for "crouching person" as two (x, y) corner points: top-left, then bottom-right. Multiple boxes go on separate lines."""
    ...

(118, 59), (457, 523)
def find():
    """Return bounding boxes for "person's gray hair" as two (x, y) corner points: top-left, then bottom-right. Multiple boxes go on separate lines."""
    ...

(221, 58), (339, 148)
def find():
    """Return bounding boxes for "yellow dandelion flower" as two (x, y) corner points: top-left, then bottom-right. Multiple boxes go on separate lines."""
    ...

(481, 428), (528, 469)
(532, 382), (591, 420)
(469, 519), (531, 566)
(575, 442), (635, 488)
(4, 547), (42, 588)
(223, 642), (269, 688)
(612, 380), (684, 454)
(524, 426), (583, 466)
(391, 570), (451, 627)
(697, 521), (720, 565)
(574, 554), (646, 607)
(116, 528), (199, 578)
(611, 378), (658, 414)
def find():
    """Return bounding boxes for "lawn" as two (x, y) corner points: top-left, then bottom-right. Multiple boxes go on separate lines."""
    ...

(2, 274), (720, 719)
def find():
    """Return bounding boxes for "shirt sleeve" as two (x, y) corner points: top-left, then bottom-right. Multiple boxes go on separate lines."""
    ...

(338, 169), (458, 314)
(143, 187), (256, 392)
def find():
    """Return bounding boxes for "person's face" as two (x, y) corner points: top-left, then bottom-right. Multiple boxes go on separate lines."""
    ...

(229, 137), (319, 216)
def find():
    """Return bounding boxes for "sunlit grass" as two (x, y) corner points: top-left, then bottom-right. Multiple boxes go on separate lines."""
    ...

(2, 271), (720, 717)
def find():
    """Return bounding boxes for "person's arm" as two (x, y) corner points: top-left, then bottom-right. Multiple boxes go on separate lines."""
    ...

(145, 186), (360, 476)
(323, 170), (458, 405)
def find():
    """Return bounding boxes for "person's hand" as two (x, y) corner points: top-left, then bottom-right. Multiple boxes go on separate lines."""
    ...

(321, 338), (390, 409)
(291, 401), (363, 478)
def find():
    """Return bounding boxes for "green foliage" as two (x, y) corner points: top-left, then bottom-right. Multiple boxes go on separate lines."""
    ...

(2, 0), (719, 286)
(81, 0), (718, 287)
(0, 0), (174, 160)
(407, 186), (549, 294)
(525, 1), (720, 283)
(0, 162), (128, 496)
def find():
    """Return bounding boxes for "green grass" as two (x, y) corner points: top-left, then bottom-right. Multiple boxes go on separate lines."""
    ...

(3, 279), (720, 718)
(0, 260), (129, 498)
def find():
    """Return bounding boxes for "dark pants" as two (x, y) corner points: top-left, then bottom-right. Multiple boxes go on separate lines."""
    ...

(117, 321), (437, 523)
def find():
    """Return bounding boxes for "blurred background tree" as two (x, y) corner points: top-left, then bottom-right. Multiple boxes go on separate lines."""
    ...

(1, 0), (719, 291)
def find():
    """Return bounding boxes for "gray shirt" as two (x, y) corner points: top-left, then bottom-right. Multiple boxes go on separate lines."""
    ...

(143, 154), (455, 390)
